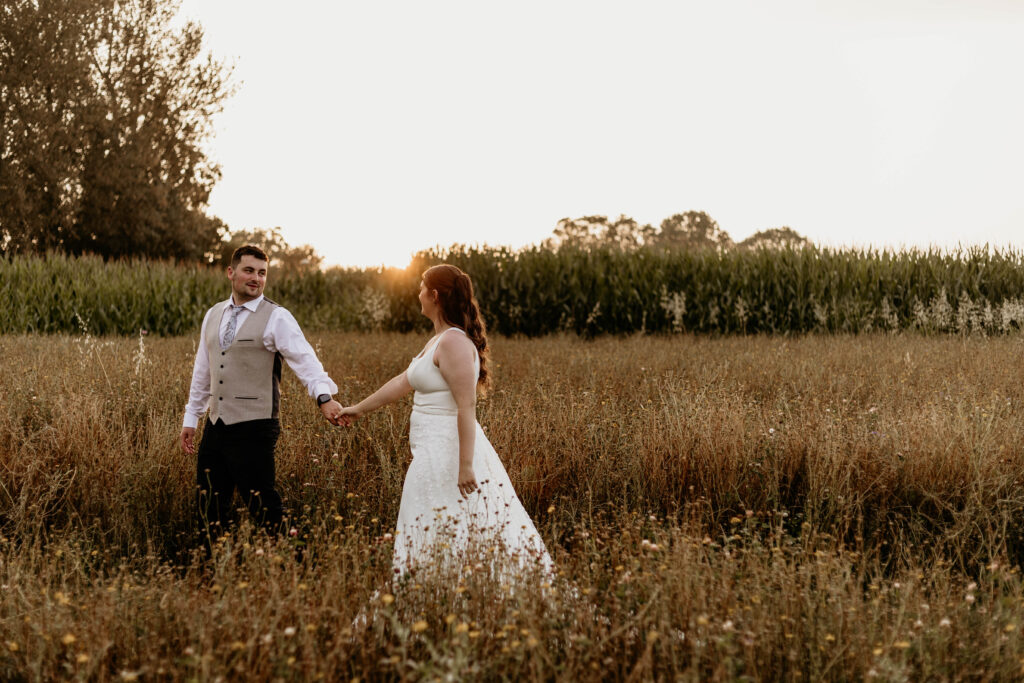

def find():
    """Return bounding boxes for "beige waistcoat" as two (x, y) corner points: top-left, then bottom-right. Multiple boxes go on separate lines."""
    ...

(205, 298), (282, 425)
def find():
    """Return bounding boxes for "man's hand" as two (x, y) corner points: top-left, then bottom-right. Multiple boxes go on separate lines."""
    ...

(320, 399), (345, 426)
(180, 427), (196, 454)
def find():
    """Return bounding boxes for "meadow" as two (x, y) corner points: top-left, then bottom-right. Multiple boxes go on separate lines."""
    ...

(2, 329), (1024, 680)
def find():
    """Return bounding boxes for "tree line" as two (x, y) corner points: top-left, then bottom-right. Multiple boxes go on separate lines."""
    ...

(545, 212), (809, 252)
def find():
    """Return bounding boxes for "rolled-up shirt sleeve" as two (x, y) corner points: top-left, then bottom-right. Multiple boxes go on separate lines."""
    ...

(265, 307), (338, 398)
(183, 308), (214, 429)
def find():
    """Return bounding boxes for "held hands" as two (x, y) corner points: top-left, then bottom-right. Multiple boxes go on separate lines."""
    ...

(319, 399), (350, 426)
(338, 405), (362, 426)
(458, 466), (478, 498)
(320, 400), (360, 427)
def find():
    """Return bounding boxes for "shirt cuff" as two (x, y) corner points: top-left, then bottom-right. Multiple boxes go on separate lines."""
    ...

(183, 413), (200, 429)
(313, 382), (335, 399)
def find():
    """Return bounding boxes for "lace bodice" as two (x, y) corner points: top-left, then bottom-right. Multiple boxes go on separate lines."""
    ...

(405, 328), (479, 416)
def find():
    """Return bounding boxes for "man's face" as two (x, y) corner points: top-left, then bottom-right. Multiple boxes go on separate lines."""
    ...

(227, 255), (268, 303)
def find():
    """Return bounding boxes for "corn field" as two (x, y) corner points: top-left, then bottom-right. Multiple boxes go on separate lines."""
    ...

(3, 246), (1024, 336)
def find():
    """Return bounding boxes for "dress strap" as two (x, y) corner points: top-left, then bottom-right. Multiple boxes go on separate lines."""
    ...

(426, 327), (468, 361)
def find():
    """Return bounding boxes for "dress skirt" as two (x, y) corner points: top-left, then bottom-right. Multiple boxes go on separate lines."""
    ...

(392, 410), (552, 577)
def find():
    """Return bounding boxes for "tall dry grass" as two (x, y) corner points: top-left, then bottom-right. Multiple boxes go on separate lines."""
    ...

(2, 331), (1024, 679)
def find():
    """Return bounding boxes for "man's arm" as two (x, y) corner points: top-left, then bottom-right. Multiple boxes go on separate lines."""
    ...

(181, 308), (214, 453)
(265, 308), (341, 421)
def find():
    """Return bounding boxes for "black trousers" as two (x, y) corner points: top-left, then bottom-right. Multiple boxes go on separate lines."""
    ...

(195, 417), (284, 538)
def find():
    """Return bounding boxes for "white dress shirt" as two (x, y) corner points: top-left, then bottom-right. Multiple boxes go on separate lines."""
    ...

(182, 294), (338, 428)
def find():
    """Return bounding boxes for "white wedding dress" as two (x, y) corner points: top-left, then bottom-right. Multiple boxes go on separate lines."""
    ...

(392, 328), (552, 578)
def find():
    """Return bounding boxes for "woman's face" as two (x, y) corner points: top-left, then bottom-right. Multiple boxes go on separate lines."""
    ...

(418, 280), (437, 317)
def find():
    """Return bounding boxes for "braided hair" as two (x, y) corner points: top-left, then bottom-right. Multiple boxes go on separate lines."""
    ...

(422, 264), (491, 393)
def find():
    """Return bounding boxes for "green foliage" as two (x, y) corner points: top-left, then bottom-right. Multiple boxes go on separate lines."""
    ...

(3, 246), (1024, 336)
(212, 227), (323, 276)
(0, 0), (233, 261)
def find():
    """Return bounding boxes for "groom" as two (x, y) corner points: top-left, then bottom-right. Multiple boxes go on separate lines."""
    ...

(179, 244), (343, 539)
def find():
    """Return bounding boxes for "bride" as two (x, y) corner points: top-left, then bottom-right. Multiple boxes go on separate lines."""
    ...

(340, 264), (552, 578)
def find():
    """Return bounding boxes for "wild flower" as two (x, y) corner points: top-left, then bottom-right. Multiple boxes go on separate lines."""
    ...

(359, 286), (390, 330)
(659, 287), (687, 333)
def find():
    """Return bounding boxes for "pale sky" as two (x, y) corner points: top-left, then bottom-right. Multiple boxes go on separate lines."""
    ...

(178, 0), (1024, 268)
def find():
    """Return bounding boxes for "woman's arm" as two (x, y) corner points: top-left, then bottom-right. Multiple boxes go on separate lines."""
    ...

(436, 333), (479, 497)
(340, 371), (413, 422)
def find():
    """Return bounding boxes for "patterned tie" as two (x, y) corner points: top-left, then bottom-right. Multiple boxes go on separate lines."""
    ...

(221, 304), (245, 349)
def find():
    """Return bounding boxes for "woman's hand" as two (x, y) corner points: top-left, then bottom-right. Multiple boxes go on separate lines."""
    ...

(338, 405), (362, 426)
(458, 466), (478, 498)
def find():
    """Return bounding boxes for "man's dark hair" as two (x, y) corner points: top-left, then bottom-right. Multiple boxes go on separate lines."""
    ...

(231, 244), (269, 268)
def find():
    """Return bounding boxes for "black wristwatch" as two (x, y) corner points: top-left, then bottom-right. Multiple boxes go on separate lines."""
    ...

(316, 393), (332, 406)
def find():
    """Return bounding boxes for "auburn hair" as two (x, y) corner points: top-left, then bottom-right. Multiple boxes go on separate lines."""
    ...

(422, 264), (491, 392)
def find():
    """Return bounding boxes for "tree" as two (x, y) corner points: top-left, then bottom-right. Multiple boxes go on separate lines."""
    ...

(652, 211), (732, 250)
(213, 227), (323, 276)
(545, 214), (654, 250)
(602, 215), (655, 251)
(0, 0), (233, 260)
(545, 215), (606, 249)
(738, 227), (811, 250)
(0, 0), (98, 252)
